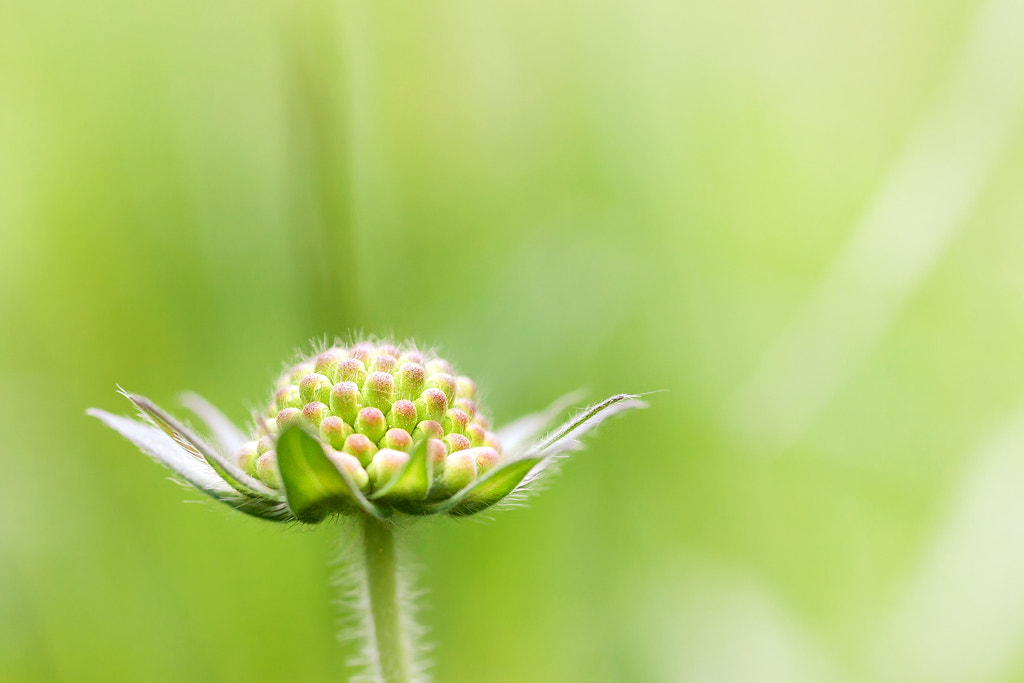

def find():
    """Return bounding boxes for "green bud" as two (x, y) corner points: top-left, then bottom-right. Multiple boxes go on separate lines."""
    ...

(289, 361), (315, 385)
(314, 348), (347, 383)
(275, 385), (302, 411)
(455, 376), (477, 401)
(327, 450), (369, 491)
(444, 433), (471, 453)
(337, 358), (367, 385)
(371, 354), (398, 374)
(367, 448), (410, 489)
(440, 450), (476, 494)
(256, 451), (281, 487)
(470, 446), (500, 474)
(413, 420), (444, 441)
(342, 433), (378, 467)
(466, 423), (486, 447)
(473, 414), (491, 430)
(276, 407), (303, 430)
(350, 343), (373, 365)
(425, 358), (453, 376)
(299, 373), (333, 405)
(362, 371), (395, 413)
(236, 441), (259, 476)
(302, 401), (330, 427)
(320, 416), (354, 450)
(396, 362), (426, 401)
(426, 438), (448, 478)
(386, 399), (418, 433)
(415, 388), (447, 424)
(257, 434), (275, 455)
(453, 397), (476, 419)
(329, 381), (361, 424)
(484, 432), (502, 451)
(425, 373), (456, 406)
(257, 416), (277, 437)
(381, 427), (413, 451)
(378, 343), (400, 358)
(355, 407), (387, 443)
(443, 408), (470, 435)
(399, 350), (425, 367)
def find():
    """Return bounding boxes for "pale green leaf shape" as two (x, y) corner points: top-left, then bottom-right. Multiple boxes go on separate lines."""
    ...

(276, 425), (386, 523)
(421, 456), (543, 516)
(180, 392), (247, 458)
(370, 438), (431, 504)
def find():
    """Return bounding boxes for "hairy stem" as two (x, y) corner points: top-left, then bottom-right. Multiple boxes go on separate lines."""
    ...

(363, 516), (410, 683)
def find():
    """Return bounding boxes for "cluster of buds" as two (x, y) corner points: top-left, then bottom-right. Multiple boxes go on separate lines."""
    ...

(89, 339), (644, 524)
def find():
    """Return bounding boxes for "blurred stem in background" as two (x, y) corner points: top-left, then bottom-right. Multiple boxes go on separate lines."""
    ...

(284, 0), (359, 333)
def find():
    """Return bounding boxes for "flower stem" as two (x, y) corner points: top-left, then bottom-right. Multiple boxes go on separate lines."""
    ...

(362, 516), (410, 683)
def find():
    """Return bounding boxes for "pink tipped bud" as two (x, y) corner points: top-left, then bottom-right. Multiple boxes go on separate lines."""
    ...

(275, 385), (302, 411)
(302, 401), (330, 427)
(440, 450), (476, 494)
(314, 348), (348, 383)
(276, 407), (303, 430)
(330, 381), (361, 424)
(289, 362), (315, 385)
(337, 358), (367, 385)
(425, 373), (456, 406)
(469, 446), (500, 474)
(415, 388), (447, 423)
(256, 451), (281, 487)
(484, 432), (502, 451)
(399, 350), (425, 367)
(443, 408), (470, 435)
(444, 433), (471, 453)
(362, 371), (395, 412)
(349, 343), (373, 365)
(371, 354), (397, 374)
(342, 433), (378, 467)
(455, 376), (477, 401)
(425, 358), (453, 376)
(426, 438), (448, 476)
(355, 407), (387, 443)
(386, 399), (418, 433)
(453, 397), (476, 419)
(396, 362), (426, 401)
(466, 422), (486, 447)
(257, 434), (275, 455)
(367, 448), (410, 489)
(320, 416), (354, 450)
(236, 441), (259, 476)
(299, 373), (333, 405)
(381, 428), (413, 451)
(327, 450), (369, 490)
(414, 420), (444, 441)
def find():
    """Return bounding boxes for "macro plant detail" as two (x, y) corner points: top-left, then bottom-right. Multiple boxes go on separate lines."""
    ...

(89, 339), (643, 683)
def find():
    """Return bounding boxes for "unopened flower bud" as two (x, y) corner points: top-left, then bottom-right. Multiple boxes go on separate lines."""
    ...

(399, 350), (425, 367)
(257, 434), (275, 455)
(319, 415), (353, 449)
(371, 354), (397, 374)
(444, 433), (471, 453)
(342, 433), (378, 467)
(386, 399), (418, 433)
(381, 427), (413, 451)
(413, 420), (444, 441)
(425, 358), (453, 376)
(275, 385), (302, 411)
(314, 348), (347, 382)
(484, 432), (502, 451)
(396, 362), (426, 401)
(443, 408), (470, 435)
(289, 362), (315, 385)
(300, 373), (333, 405)
(473, 414), (491, 430)
(415, 388), (447, 424)
(426, 438), (448, 475)
(337, 358), (367, 385)
(466, 422), (486, 447)
(440, 450), (476, 494)
(453, 397), (476, 419)
(302, 401), (330, 427)
(330, 381), (361, 424)
(355, 407), (387, 443)
(455, 376), (477, 401)
(256, 451), (281, 487)
(277, 407), (303, 430)
(470, 446), (500, 474)
(362, 371), (395, 412)
(327, 450), (369, 491)
(236, 441), (259, 476)
(425, 373), (456, 406)
(367, 448), (410, 489)
(349, 343), (373, 365)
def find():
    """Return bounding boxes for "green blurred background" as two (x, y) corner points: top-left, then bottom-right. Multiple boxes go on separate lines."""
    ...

(3, 0), (1024, 680)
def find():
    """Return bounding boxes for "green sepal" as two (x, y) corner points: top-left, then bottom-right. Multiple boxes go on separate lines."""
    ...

(370, 438), (431, 508)
(124, 391), (282, 502)
(275, 425), (386, 523)
(421, 456), (542, 517)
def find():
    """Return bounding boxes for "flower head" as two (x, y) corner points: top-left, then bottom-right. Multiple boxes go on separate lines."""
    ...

(89, 340), (644, 524)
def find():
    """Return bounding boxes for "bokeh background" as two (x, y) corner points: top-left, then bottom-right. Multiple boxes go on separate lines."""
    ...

(3, 0), (1024, 680)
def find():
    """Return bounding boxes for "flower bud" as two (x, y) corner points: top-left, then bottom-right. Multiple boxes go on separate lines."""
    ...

(350, 343), (373, 365)
(484, 432), (502, 451)
(473, 414), (491, 430)
(276, 407), (303, 430)
(314, 348), (347, 383)
(440, 450), (476, 494)
(396, 362), (426, 401)
(381, 427), (413, 451)
(371, 354), (397, 374)
(453, 397), (476, 419)
(455, 376), (477, 401)
(355, 407), (387, 444)
(413, 420), (444, 441)
(399, 350), (425, 367)
(367, 448), (410, 489)
(425, 358), (453, 376)
(378, 343), (400, 358)
(257, 434), (275, 455)
(275, 385), (302, 411)
(362, 371), (395, 413)
(320, 415), (353, 450)
(302, 401), (330, 427)
(443, 408), (470, 435)
(466, 422), (486, 447)
(300, 373), (333, 405)
(342, 433), (378, 467)
(236, 441), (259, 476)
(444, 433), (471, 453)
(337, 358), (367, 385)
(327, 450), (369, 490)
(425, 373), (456, 406)
(470, 446), (500, 474)
(289, 362), (315, 385)
(257, 416), (277, 437)
(256, 451), (281, 487)
(426, 438), (448, 475)
(330, 381), (361, 424)
(386, 399), (418, 433)
(415, 388), (447, 424)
